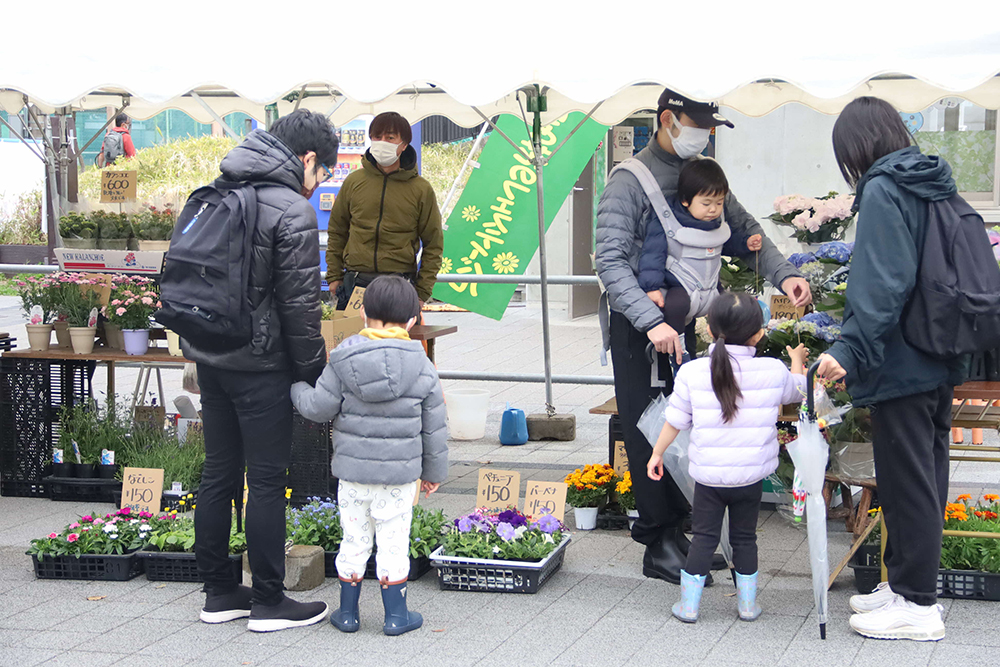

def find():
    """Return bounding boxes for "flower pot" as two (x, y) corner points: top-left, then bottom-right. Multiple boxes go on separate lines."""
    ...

(69, 327), (97, 355)
(52, 462), (74, 478)
(98, 464), (118, 479)
(574, 507), (599, 530)
(138, 239), (171, 251)
(127, 237), (139, 251)
(165, 329), (183, 357)
(61, 237), (98, 249)
(122, 329), (150, 356)
(53, 321), (72, 348)
(74, 463), (97, 478)
(98, 238), (128, 250)
(444, 388), (490, 440)
(626, 509), (640, 530)
(25, 324), (53, 351)
(103, 323), (124, 350)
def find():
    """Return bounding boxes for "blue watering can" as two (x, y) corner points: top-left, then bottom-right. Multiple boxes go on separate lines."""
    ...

(499, 403), (528, 446)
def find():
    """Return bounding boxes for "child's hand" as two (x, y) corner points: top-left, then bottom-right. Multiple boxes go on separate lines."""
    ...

(747, 234), (762, 252)
(786, 343), (808, 366)
(420, 480), (440, 498)
(646, 290), (665, 308)
(647, 454), (664, 481)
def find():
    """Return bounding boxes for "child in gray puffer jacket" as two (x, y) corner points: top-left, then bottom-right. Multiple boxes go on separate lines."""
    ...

(291, 276), (448, 637)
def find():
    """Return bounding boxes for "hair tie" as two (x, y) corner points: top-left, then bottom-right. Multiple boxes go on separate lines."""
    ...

(717, 334), (726, 342)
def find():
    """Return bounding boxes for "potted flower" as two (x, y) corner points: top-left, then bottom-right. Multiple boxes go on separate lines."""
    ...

(564, 464), (618, 530)
(768, 192), (856, 246)
(104, 279), (160, 355)
(26, 508), (156, 580)
(430, 507), (569, 593)
(131, 203), (176, 251)
(15, 275), (55, 351)
(47, 272), (85, 348)
(58, 211), (98, 249)
(59, 276), (103, 355)
(93, 211), (130, 249)
(140, 513), (245, 582)
(617, 471), (638, 528)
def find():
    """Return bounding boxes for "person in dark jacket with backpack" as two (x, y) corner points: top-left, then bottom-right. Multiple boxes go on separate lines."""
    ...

(818, 97), (968, 642)
(184, 110), (338, 633)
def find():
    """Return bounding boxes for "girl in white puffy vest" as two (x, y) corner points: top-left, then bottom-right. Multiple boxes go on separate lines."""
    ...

(646, 291), (807, 623)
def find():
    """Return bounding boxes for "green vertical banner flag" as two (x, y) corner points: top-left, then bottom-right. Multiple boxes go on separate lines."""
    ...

(432, 112), (607, 319)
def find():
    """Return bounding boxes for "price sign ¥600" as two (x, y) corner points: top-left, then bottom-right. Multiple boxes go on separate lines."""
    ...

(100, 170), (138, 203)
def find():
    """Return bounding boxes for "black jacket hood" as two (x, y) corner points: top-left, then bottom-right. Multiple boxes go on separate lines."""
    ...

(219, 130), (305, 191)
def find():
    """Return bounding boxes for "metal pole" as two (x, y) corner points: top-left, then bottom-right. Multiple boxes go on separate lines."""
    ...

(440, 121), (490, 222)
(0, 114), (45, 162)
(437, 273), (597, 285)
(530, 87), (556, 416)
(191, 92), (241, 140)
(438, 371), (613, 385)
(77, 99), (129, 156)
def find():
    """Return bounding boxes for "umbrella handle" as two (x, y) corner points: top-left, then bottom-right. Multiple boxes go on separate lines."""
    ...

(806, 360), (822, 420)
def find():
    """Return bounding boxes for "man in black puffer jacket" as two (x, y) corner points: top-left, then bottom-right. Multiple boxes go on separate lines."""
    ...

(185, 111), (337, 633)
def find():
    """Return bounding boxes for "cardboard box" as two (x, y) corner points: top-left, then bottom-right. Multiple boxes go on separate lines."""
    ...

(56, 248), (165, 275)
(321, 313), (364, 352)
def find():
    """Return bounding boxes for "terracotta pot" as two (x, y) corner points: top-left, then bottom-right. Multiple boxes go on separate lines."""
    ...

(25, 324), (53, 351)
(53, 321), (72, 348)
(104, 323), (124, 350)
(69, 327), (97, 355)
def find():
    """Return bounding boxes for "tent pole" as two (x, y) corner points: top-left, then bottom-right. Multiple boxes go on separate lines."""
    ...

(77, 98), (130, 156)
(440, 121), (490, 223)
(528, 85), (555, 416)
(191, 92), (241, 140)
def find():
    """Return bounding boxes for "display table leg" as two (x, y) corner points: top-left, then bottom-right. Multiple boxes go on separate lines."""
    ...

(107, 360), (115, 398)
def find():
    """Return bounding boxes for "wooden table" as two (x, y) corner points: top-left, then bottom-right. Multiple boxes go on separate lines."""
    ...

(3, 346), (187, 400)
(408, 324), (457, 364)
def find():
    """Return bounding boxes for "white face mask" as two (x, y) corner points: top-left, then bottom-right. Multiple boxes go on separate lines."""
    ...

(370, 140), (401, 167)
(670, 117), (711, 159)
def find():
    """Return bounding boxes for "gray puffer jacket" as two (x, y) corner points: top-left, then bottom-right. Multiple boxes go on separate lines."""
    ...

(595, 137), (802, 334)
(182, 130), (326, 384)
(290, 336), (449, 485)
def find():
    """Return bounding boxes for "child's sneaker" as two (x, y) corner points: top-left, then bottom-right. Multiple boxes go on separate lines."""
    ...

(848, 595), (945, 641)
(850, 581), (896, 613)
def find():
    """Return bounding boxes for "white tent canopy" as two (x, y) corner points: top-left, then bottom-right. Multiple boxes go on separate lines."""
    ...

(2, 0), (998, 126)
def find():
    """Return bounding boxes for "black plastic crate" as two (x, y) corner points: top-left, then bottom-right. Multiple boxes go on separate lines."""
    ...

(323, 550), (433, 581)
(31, 552), (143, 581)
(287, 411), (333, 507)
(968, 349), (1000, 382)
(1, 359), (91, 498)
(44, 476), (120, 503)
(430, 535), (571, 594)
(849, 546), (1000, 601)
(138, 549), (243, 582)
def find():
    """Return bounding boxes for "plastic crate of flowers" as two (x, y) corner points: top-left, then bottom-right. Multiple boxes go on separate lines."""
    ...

(138, 512), (246, 582)
(26, 508), (156, 581)
(429, 507), (570, 594)
(287, 497), (446, 581)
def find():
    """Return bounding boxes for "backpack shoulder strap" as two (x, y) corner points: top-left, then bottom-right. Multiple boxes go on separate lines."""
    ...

(610, 158), (678, 236)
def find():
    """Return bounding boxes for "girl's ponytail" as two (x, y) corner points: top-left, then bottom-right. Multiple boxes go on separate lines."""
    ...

(711, 334), (742, 423)
(706, 291), (764, 424)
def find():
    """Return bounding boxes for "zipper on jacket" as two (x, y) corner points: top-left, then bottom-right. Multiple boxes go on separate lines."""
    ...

(373, 175), (389, 273)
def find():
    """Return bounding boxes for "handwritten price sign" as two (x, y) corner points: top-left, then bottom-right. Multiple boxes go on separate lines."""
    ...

(523, 481), (566, 522)
(613, 440), (629, 477)
(770, 295), (806, 321)
(100, 170), (137, 203)
(476, 468), (520, 511)
(346, 286), (366, 313)
(120, 467), (164, 514)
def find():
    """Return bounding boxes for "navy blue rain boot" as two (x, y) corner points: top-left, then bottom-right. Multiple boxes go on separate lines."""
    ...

(380, 578), (423, 636)
(330, 576), (362, 633)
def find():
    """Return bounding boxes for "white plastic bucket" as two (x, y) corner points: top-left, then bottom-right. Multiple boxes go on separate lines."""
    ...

(444, 388), (490, 440)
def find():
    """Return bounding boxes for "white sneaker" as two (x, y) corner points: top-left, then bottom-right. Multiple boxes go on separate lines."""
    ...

(850, 581), (896, 613)
(849, 595), (945, 641)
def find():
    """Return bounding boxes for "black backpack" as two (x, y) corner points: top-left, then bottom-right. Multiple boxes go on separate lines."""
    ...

(155, 180), (265, 351)
(901, 194), (1000, 359)
(104, 131), (124, 165)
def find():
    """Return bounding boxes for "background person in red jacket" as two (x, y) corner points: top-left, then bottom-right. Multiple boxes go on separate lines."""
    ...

(97, 113), (137, 166)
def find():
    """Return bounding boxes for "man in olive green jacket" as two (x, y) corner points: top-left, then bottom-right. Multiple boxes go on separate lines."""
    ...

(326, 112), (443, 306)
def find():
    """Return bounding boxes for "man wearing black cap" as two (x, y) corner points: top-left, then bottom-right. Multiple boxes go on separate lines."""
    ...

(595, 89), (811, 585)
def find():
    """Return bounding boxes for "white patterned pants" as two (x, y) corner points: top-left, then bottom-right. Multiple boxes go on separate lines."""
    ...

(336, 480), (418, 582)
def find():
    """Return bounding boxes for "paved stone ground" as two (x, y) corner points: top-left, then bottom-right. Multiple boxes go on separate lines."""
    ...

(1, 298), (999, 666)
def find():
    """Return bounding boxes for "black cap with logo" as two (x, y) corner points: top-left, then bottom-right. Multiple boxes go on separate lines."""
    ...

(657, 88), (734, 129)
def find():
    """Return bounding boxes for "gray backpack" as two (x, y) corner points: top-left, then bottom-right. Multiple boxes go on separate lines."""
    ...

(103, 131), (124, 165)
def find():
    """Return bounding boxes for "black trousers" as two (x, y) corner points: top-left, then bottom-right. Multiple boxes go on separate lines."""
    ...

(686, 481), (762, 576)
(194, 364), (293, 605)
(609, 310), (689, 545)
(872, 384), (953, 606)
